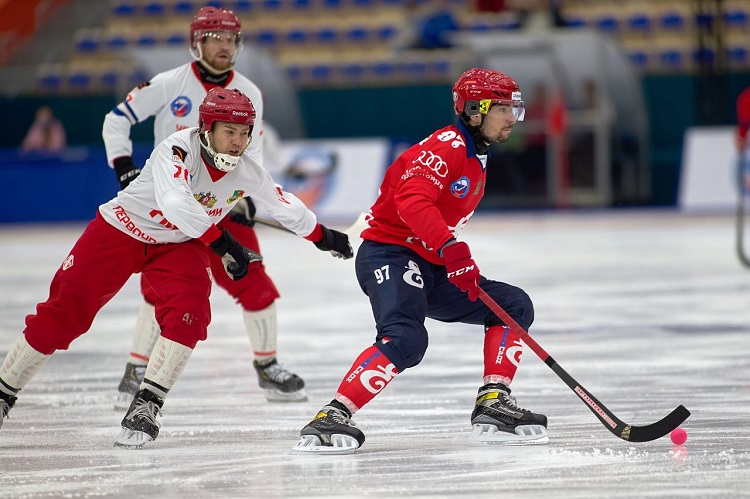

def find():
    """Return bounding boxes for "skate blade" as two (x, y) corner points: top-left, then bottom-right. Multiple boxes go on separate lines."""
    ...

(291, 434), (359, 455)
(114, 392), (134, 411)
(469, 423), (549, 446)
(114, 427), (154, 449)
(264, 388), (308, 403)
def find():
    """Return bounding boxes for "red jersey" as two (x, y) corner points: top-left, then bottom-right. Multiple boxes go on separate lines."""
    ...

(738, 86), (750, 147)
(362, 122), (487, 265)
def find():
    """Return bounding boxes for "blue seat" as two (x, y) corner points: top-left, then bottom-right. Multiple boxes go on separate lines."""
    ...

(166, 32), (187, 45)
(371, 61), (395, 78)
(112, 1), (136, 17)
(262, 0), (282, 10)
(724, 9), (749, 28)
(292, 0), (312, 9)
(341, 63), (365, 79)
(347, 25), (369, 43)
(595, 15), (618, 32)
(75, 31), (99, 53)
(376, 24), (398, 41)
(286, 27), (308, 44)
(285, 65), (303, 82)
(627, 14), (651, 31)
(316, 27), (338, 44)
(255, 29), (278, 46)
(311, 63), (333, 80)
(67, 70), (93, 92)
(38, 71), (64, 93)
(627, 50), (649, 69)
(692, 47), (715, 65)
(232, 1), (252, 13)
(658, 49), (684, 69)
(173, 1), (193, 15)
(143, 2), (165, 16)
(99, 70), (120, 90)
(136, 33), (158, 47)
(105, 33), (130, 51)
(727, 46), (749, 65)
(660, 12), (685, 30)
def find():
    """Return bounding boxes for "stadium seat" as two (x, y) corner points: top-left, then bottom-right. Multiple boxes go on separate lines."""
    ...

(112, 1), (136, 18)
(74, 29), (100, 54)
(315, 26), (338, 44)
(173, 1), (194, 15)
(346, 25), (370, 43)
(143, 2), (166, 17)
(231, 1), (252, 13)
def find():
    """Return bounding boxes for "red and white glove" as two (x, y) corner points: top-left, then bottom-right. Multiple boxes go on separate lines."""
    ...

(442, 241), (480, 301)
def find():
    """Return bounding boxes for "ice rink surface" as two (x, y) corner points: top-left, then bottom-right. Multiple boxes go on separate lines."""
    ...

(1, 210), (749, 498)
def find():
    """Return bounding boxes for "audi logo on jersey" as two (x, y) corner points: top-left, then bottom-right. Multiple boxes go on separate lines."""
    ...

(170, 96), (192, 118)
(412, 150), (448, 178)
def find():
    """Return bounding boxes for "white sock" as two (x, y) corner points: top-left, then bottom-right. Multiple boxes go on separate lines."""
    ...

(129, 302), (161, 366)
(141, 336), (193, 399)
(0, 335), (50, 393)
(242, 303), (277, 363)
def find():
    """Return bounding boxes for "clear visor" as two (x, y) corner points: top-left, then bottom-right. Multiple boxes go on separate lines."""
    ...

(195, 30), (242, 45)
(479, 99), (525, 121)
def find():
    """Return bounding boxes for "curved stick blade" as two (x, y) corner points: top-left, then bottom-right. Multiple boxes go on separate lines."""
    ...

(624, 405), (691, 442)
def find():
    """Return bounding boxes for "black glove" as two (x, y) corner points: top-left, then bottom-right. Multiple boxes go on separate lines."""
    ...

(228, 197), (256, 227)
(314, 224), (353, 259)
(113, 156), (141, 190)
(209, 228), (262, 280)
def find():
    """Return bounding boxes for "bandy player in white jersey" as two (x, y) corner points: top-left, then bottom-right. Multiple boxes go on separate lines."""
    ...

(101, 6), (306, 408)
(0, 88), (353, 448)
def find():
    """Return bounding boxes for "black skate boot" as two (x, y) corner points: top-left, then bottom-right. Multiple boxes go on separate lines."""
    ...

(253, 358), (307, 402)
(292, 402), (365, 454)
(0, 393), (16, 430)
(114, 362), (146, 411)
(469, 383), (548, 445)
(114, 388), (163, 449)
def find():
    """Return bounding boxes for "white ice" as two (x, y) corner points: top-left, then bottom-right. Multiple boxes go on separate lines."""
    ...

(1, 210), (749, 498)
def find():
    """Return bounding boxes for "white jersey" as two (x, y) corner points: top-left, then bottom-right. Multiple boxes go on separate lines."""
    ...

(102, 61), (264, 168)
(99, 128), (316, 244)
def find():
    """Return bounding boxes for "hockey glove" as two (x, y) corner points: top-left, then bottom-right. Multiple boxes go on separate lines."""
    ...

(209, 228), (262, 280)
(113, 156), (141, 190)
(314, 224), (354, 259)
(229, 197), (257, 227)
(442, 241), (480, 301)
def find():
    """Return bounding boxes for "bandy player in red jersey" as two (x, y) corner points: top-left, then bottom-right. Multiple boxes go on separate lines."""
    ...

(292, 68), (548, 454)
(102, 7), (308, 407)
(736, 85), (750, 153)
(0, 88), (352, 448)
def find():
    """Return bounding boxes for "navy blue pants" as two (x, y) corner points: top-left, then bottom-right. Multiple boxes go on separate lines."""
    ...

(355, 240), (534, 373)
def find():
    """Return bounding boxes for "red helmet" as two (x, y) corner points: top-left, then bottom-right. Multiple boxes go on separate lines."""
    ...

(199, 87), (256, 131)
(452, 68), (524, 120)
(190, 6), (242, 49)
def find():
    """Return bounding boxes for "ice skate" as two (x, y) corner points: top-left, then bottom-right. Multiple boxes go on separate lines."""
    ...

(469, 383), (548, 445)
(0, 395), (15, 430)
(253, 358), (307, 402)
(114, 362), (146, 411)
(115, 389), (163, 449)
(292, 404), (365, 454)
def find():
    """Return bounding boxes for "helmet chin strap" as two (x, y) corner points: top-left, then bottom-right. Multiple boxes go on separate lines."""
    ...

(190, 43), (239, 74)
(460, 114), (492, 155)
(199, 130), (243, 172)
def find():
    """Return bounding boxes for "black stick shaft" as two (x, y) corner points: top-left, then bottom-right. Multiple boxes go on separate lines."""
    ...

(477, 287), (689, 442)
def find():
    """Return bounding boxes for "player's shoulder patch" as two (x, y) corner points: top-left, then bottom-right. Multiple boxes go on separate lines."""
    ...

(172, 145), (188, 162)
(136, 81), (151, 90)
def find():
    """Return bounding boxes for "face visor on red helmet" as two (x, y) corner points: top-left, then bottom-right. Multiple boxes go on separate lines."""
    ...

(452, 68), (525, 121)
(189, 7), (243, 70)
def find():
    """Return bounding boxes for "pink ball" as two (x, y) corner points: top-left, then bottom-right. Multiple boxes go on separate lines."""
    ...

(671, 428), (687, 445)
